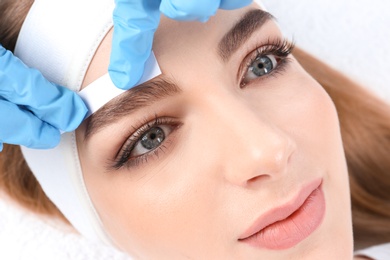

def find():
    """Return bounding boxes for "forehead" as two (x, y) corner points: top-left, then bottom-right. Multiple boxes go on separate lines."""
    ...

(153, 3), (261, 64)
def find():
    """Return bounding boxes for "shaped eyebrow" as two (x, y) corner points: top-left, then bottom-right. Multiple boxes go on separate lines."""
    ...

(83, 77), (181, 140)
(83, 9), (274, 140)
(218, 9), (274, 61)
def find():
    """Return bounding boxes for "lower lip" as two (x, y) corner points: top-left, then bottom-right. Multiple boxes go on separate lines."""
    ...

(242, 185), (325, 250)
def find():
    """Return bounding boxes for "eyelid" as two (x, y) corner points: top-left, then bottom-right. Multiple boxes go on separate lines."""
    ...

(237, 38), (295, 87)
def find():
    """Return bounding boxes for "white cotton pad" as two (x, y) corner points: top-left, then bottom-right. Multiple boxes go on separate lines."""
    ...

(79, 52), (161, 118)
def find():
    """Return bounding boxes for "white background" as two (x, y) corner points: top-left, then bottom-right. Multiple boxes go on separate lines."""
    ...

(262, 0), (390, 101)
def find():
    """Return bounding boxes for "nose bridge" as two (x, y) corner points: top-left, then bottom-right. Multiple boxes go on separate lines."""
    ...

(207, 93), (295, 186)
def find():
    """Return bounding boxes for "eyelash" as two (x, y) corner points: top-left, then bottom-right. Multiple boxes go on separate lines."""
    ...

(239, 38), (295, 88)
(111, 116), (179, 170)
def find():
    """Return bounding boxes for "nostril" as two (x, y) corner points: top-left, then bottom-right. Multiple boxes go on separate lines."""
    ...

(246, 174), (270, 186)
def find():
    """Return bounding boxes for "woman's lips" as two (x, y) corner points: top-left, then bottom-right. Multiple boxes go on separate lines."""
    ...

(239, 178), (325, 250)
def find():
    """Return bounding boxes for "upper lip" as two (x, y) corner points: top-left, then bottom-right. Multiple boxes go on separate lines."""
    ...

(238, 178), (323, 240)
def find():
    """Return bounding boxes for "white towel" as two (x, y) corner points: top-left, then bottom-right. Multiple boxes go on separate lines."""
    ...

(0, 195), (130, 259)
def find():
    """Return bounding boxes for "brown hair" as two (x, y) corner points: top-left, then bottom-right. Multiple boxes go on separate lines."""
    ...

(1, 0), (389, 250)
(0, 0), (67, 221)
(0, 0), (32, 51)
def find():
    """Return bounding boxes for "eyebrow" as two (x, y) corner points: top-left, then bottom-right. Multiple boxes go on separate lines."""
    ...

(83, 78), (181, 140)
(218, 9), (274, 61)
(84, 9), (274, 140)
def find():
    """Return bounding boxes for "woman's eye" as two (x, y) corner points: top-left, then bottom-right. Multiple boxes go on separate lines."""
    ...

(239, 39), (295, 87)
(112, 119), (179, 170)
(243, 54), (278, 83)
(131, 125), (172, 157)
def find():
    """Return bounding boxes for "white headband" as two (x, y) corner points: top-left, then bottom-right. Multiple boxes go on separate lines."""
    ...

(14, 0), (160, 245)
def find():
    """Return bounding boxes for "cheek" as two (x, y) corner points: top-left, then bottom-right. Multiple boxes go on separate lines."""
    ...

(288, 73), (345, 179)
(249, 64), (342, 166)
(81, 150), (221, 257)
(291, 75), (343, 166)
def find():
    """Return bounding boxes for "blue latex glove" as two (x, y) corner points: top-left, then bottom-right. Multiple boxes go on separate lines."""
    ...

(109, 0), (253, 90)
(0, 45), (88, 151)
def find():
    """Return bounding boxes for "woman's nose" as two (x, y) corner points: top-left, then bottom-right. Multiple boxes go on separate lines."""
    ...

(207, 96), (296, 188)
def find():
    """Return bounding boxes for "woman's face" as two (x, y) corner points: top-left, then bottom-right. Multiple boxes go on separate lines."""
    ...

(76, 3), (353, 259)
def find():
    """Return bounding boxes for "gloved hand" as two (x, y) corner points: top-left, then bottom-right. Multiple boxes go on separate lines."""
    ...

(0, 45), (87, 151)
(109, 0), (253, 90)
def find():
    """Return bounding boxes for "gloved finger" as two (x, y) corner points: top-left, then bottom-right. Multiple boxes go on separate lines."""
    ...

(109, 0), (161, 90)
(219, 0), (253, 10)
(0, 99), (60, 149)
(0, 46), (87, 132)
(159, 0), (220, 22)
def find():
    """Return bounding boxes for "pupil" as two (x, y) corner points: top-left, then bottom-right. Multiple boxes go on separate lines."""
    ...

(257, 63), (264, 69)
(252, 56), (273, 76)
(141, 127), (165, 150)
